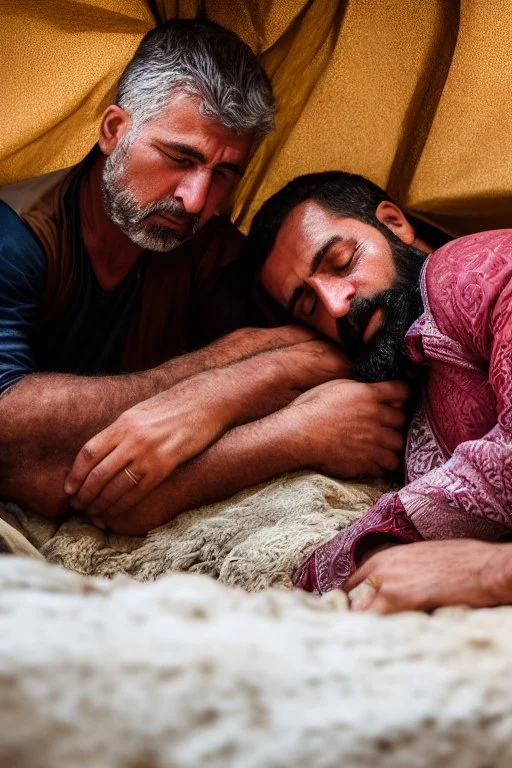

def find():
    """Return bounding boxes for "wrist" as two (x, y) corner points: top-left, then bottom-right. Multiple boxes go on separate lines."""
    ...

(270, 404), (311, 470)
(480, 542), (512, 605)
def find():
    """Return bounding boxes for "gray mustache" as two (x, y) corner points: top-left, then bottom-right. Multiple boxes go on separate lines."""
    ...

(139, 199), (199, 228)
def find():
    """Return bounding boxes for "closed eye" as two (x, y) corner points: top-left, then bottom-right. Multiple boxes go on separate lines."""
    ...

(332, 244), (358, 273)
(167, 155), (192, 166)
(213, 167), (231, 183)
(158, 148), (193, 166)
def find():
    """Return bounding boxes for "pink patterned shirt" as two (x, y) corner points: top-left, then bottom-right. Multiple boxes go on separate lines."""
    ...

(294, 230), (512, 594)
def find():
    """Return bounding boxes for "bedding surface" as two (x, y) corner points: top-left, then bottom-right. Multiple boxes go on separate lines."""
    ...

(2, 555), (512, 768)
(0, 471), (390, 588)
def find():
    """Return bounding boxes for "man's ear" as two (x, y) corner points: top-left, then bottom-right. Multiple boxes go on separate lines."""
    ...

(98, 105), (131, 156)
(375, 201), (416, 245)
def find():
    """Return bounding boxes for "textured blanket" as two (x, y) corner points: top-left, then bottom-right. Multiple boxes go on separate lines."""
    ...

(2, 555), (512, 768)
(0, 471), (389, 588)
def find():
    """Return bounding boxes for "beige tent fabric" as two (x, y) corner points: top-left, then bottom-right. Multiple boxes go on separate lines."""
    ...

(1, 0), (510, 235)
(0, 472), (391, 589)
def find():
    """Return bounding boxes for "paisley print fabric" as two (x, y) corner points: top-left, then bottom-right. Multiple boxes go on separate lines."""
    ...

(294, 230), (512, 594)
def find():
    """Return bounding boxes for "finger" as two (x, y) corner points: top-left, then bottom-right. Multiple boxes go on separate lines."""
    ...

(371, 380), (410, 404)
(348, 581), (378, 611)
(344, 561), (374, 592)
(89, 515), (107, 531)
(64, 425), (121, 495)
(70, 445), (134, 509)
(377, 427), (404, 452)
(364, 591), (404, 615)
(378, 405), (406, 430)
(374, 447), (401, 473)
(91, 459), (170, 519)
(102, 466), (168, 518)
(85, 464), (144, 516)
(360, 461), (387, 479)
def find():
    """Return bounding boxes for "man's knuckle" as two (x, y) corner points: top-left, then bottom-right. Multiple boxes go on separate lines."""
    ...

(80, 443), (96, 463)
(86, 467), (104, 488)
(119, 412), (139, 430)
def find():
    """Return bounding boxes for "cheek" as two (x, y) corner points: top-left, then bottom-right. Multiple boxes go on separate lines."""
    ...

(125, 154), (180, 203)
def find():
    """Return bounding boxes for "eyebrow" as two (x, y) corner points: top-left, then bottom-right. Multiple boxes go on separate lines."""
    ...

(160, 142), (245, 176)
(287, 235), (344, 314)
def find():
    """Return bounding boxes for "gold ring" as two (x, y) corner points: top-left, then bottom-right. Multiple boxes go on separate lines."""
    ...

(364, 575), (381, 590)
(123, 467), (140, 487)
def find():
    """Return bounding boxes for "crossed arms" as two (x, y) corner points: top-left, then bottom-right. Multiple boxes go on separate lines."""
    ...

(0, 325), (407, 535)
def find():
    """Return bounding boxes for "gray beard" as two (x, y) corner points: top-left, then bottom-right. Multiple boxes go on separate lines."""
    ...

(101, 140), (199, 252)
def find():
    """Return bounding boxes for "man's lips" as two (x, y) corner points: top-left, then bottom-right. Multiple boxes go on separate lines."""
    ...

(362, 307), (385, 343)
(148, 213), (189, 232)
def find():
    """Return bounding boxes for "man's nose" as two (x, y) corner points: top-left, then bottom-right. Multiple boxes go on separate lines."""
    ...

(307, 273), (356, 317)
(174, 170), (212, 214)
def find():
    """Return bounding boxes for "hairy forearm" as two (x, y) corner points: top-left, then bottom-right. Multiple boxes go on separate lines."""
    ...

(104, 408), (303, 536)
(0, 326), (321, 514)
(0, 326), (313, 463)
(191, 339), (350, 431)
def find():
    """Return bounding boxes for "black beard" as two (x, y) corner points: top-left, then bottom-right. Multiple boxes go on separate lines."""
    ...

(337, 239), (427, 382)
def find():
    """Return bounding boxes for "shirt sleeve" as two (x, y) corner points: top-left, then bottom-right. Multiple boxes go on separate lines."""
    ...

(293, 270), (512, 594)
(0, 202), (47, 394)
(396, 275), (512, 541)
(292, 493), (422, 593)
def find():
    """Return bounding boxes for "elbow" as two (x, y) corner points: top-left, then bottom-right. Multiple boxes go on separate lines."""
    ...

(0, 464), (71, 520)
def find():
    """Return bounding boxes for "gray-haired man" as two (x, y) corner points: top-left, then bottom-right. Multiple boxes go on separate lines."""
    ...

(0, 20), (406, 529)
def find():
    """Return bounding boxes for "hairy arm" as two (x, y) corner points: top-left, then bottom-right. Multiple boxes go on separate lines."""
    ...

(84, 379), (409, 536)
(0, 327), (341, 515)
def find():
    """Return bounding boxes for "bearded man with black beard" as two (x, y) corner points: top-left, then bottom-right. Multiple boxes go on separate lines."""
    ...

(249, 171), (433, 385)
(245, 171), (512, 614)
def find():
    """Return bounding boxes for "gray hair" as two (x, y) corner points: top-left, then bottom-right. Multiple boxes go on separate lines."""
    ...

(116, 19), (275, 139)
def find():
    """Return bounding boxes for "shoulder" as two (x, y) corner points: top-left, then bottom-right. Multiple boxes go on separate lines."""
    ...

(0, 201), (47, 287)
(424, 230), (512, 354)
(427, 230), (512, 281)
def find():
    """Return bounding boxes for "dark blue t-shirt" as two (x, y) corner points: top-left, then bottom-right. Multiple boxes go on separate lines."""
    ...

(0, 200), (140, 393)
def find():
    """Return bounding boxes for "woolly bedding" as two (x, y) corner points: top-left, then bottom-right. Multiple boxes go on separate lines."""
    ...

(0, 471), (388, 588)
(2, 475), (512, 767)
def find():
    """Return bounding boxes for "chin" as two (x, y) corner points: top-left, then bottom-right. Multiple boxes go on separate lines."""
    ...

(126, 227), (186, 252)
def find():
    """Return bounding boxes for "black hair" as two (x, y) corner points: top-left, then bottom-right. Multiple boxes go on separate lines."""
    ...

(245, 170), (449, 276)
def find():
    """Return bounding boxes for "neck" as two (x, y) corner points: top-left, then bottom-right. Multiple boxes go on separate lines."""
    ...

(79, 156), (142, 291)
(413, 235), (434, 254)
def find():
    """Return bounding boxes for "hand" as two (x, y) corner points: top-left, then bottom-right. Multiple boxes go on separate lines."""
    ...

(345, 539), (512, 613)
(64, 369), (237, 517)
(282, 379), (409, 477)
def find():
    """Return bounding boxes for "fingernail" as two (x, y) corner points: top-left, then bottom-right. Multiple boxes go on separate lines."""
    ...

(70, 498), (83, 510)
(64, 479), (75, 495)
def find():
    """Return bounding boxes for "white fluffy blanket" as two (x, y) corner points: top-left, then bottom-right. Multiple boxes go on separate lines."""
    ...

(2, 556), (512, 768)
(0, 471), (389, 589)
